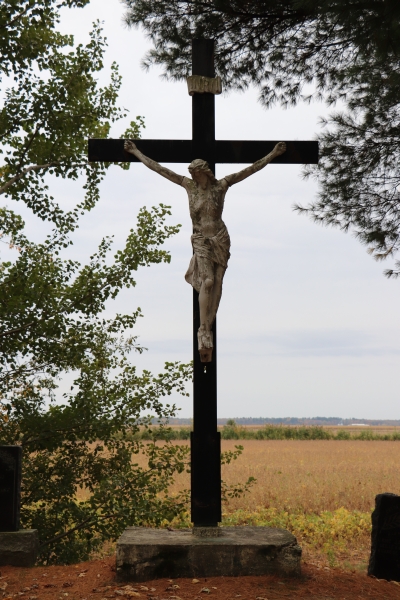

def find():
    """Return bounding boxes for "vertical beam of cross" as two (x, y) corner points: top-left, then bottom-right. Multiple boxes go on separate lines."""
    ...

(190, 39), (221, 527)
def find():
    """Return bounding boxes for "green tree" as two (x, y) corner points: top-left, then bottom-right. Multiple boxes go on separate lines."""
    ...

(122, 0), (400, 275)
(1, 1), (192, 565)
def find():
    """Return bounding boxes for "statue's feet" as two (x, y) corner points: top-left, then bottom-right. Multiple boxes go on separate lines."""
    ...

(198, 328), (213, 363)
(199, 347), (213, 363)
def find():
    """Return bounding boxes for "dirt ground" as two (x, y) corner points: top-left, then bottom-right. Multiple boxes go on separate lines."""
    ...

(1, 555), (400, 600)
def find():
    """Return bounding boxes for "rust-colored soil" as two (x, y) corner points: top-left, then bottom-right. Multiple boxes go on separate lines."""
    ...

(1, 556), (400, 600)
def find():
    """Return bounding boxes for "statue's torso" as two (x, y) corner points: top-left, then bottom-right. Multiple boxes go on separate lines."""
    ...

(183, 177), (228, 239)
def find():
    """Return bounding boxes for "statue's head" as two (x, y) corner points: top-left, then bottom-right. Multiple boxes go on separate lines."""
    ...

(188, 159), (217, 183)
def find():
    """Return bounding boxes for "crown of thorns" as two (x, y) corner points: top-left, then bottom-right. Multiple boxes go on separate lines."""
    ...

(188, 159), (217, 182)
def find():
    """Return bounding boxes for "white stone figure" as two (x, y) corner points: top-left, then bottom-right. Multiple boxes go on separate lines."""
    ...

(124, 140), (286, 363)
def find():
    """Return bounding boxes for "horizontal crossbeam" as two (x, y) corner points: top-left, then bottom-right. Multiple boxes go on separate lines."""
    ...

(88, 139), (318, 165)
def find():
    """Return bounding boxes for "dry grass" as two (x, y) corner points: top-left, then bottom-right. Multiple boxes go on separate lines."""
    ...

(169, 439), (400, 568)
(78, 439), (400, 513)
(165, 440), (400, 513)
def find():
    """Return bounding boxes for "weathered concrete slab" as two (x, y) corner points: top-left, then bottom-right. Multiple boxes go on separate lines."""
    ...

(0, 529), (39, 567)
(116, 526), (301, 582)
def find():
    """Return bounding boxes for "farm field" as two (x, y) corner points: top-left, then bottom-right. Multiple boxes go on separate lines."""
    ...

(168, 440), (400, 513)
(165, 439), (400, 569)
(78, 440), (399, 569)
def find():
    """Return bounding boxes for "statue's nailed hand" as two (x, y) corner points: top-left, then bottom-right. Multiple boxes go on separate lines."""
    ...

(273, 142), (286, 156)
(124, 139), (137, 154)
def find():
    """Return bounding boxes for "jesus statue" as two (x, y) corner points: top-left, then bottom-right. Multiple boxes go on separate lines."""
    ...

(124, 139), (287, 363)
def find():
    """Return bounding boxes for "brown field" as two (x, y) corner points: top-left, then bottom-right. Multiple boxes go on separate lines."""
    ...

(78, 440), (400, 513)
(76, 440), (400, 569)
(166, 440), (400, 513)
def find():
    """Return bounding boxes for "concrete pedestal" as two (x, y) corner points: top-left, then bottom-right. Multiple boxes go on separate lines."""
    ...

(0, 529), (39, 567)
(116, 526), (301, 582)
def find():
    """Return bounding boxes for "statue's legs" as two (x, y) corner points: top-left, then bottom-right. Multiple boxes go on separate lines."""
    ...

(197, 260), (225, 363)
(197, 256), (215, 362)
(208, 263), (224, 326)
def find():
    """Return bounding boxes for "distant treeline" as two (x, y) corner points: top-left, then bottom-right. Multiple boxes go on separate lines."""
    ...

(167, 417), (400, 427)
(133, 421), (400, 441)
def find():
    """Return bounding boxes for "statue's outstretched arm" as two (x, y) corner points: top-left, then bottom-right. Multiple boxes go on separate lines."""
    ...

(224, 142), (286, 187)
(124, 140), (184, 186)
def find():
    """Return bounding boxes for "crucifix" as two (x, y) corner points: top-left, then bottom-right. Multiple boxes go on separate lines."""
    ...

(89, 39), (318, 529)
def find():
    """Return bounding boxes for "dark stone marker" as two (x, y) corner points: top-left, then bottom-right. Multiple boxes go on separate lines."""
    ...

(368, 493), (400, 581)
(0, 446), (22, 532)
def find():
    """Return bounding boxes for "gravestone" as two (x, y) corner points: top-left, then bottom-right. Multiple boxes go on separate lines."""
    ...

(0, 446), (22, 531)
(368, 493), (400, 581)
(0, 446), (39, 566)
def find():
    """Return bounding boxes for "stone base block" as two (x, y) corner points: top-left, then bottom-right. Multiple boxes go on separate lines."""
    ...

(0, 529), (39, 567)
(116, 526), (301, 582)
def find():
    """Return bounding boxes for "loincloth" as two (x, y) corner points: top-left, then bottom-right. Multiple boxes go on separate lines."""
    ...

(185, 224), (231, 292)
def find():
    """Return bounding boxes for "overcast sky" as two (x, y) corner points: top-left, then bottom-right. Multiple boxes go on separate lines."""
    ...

(33, 0), (400, 420)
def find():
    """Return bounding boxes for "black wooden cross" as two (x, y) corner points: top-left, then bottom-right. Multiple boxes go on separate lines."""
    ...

(89, 39), (318, 528)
